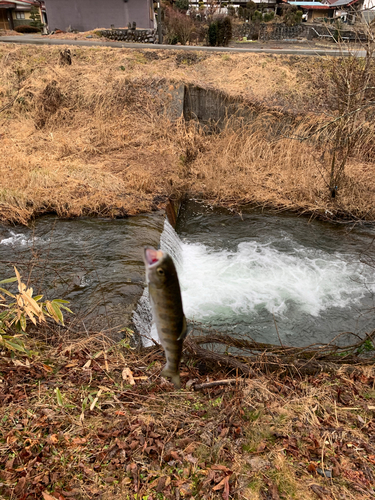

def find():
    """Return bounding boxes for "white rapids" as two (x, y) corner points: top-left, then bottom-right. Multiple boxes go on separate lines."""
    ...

(133, 219), (375, 346)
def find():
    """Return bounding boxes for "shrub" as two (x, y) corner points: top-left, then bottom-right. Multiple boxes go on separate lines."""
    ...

(208, 16), (233, 47)
(14, 25), (41, 33)
(208, 20), (218, 46)
(263, 11), (275, 22)
(30, 5), (43, 29)
(282, 6), (303, 26)
(252, 10), (263, 22)
(0, 268), (72, 355)
(164, 6), (195, 45)
(176, 0), (190, 12)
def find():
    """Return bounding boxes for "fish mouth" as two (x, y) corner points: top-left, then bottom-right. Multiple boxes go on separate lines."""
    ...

(144, 247), (164, 267)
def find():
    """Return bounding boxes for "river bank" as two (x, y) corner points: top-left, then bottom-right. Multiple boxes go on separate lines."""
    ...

(1, 322), (375, 500)
(1, 44), (375, 500)
(1, 44), (375, 225)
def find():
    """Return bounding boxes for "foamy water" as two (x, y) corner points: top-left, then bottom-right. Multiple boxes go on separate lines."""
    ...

(134, 218), (375, 346)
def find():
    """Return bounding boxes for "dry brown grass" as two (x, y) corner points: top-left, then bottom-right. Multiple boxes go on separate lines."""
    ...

(0, 44), (374, 224)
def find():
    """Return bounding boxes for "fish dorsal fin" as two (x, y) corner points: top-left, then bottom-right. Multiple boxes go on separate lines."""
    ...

(177, 316), (188, 342)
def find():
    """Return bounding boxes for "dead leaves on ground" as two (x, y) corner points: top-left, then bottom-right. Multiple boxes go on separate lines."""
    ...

(1, 348), (375, 499)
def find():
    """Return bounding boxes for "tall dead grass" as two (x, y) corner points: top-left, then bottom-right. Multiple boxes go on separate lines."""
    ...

(0, 44), (374, 224)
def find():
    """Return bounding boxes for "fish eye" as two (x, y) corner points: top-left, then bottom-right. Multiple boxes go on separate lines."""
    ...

(157, 267), (164, 275)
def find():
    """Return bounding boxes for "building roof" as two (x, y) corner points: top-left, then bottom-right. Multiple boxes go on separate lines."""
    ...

(288, 0), (358, 6)
(326, 0), (359, 6)
(0, 0), (39, 5)
(287, 1), (330, 6)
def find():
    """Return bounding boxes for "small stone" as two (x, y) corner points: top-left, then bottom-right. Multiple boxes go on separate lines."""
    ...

(317, 468), (332, 478)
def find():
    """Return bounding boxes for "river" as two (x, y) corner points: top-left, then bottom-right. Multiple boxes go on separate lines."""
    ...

(0, 202), (374, 347)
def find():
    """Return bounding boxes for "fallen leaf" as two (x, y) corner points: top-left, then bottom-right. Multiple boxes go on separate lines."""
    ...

(122, 367), (135, 385)
(308, 463), (317, 473)
(14, 477), (26, 496)
(211, 464), (232, 473)
(170, 451), (181, 461)
(90, 389), (102, 411)
(309, 484), (331, 499)
(82, 360), (91, 369)
(71, 437), (87, 446)
(64, 361), (79, 368)
(42, 492), (59, 500)
(47, 434), (59, 444)
(156, 476), (166, 492)
(212, 475), (230, 500)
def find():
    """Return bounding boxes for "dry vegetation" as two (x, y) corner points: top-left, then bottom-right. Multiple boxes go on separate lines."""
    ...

(0, 44), (374, 225)
(1, 43), (375, 500)
(2, 324), (375, 500)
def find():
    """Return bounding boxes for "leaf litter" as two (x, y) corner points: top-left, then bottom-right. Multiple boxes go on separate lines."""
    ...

(1, 323), (375, 499)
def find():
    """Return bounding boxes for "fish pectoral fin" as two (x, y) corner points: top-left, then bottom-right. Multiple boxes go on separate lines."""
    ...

(177, 316), (188, 342)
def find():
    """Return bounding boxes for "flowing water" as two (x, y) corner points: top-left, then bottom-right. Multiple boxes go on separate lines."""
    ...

(1, 203), (374, 347)
(135, 201), (375, 347)
(0, 214), (164, 332)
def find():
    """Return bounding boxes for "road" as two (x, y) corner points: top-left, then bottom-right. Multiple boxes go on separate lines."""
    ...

(0, 34), (366, 57)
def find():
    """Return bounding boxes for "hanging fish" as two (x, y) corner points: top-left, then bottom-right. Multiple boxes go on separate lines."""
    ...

(143, 247), (187, 389)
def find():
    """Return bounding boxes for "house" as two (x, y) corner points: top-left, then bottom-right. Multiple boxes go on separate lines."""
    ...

(287, 1), (332, 21)
(0, 0), (46, 31)
(288, 0), (362, 22)
(43, 0), (155, 32)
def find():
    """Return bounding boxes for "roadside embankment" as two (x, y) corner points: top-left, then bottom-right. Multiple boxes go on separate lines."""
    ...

(0, 44), (374, 224)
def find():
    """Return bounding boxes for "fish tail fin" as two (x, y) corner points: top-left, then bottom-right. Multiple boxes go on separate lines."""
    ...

(161, 367), (181, 389)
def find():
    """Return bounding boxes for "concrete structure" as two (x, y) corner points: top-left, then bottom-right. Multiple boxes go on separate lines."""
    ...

(43, 0), (155, 32)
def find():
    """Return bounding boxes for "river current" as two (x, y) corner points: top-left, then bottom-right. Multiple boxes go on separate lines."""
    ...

(135, 201), (375, 347)
(0, 202), (374, 346)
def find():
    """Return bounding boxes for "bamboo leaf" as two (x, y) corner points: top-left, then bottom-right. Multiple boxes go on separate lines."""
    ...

(0, 287), (15, 298)
(0, 277), (17, 284)
(55, 387), (63, 406)
(59, 304), (74, 314)
(51, 302), (64, 325)
(19, 315), (27, 332)
(24, 306), (37, 325)
(22, 293), (43, 315)
(45, 301), (59, 322)
(14, 266), (23, 293)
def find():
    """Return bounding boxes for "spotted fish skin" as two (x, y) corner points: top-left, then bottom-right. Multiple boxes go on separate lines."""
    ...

(143, 247), (187, 389)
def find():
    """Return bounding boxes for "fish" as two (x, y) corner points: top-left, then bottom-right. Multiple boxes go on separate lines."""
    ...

(143, 246), (187, 389)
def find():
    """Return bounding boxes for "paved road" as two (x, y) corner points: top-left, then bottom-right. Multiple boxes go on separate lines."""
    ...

(0, 34), (366, 57)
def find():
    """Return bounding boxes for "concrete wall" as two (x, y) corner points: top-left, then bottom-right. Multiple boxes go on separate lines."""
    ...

(44, 0), (154, 31)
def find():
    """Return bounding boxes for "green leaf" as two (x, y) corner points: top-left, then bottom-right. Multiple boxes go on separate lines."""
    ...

(55, 387), (63, 406)
(33, 295), (43, 302)
(0, 277), (18, 284)
(58, 304), (74, 314)
(51, 302), (64, 325)
(1, 337), (27, 353)
(51, 299), (70, 304)
(19, 314), (27, 332)
(0, 287), (15, 298)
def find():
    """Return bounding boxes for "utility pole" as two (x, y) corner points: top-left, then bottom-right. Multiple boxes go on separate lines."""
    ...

(157, 1), (162, 44)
